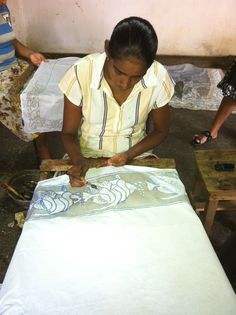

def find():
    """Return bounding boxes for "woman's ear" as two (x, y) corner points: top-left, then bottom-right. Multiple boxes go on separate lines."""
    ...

(104, 40), (110, 59)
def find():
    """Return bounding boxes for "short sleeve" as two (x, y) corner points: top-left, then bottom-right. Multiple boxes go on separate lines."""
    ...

(58, 65), (83, 106)
(152, 67), (175, 109)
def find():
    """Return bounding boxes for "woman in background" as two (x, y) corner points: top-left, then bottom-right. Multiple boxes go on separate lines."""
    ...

(0, 0), (50, 160)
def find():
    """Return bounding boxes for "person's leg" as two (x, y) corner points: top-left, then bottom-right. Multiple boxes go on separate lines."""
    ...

(209, 96), (236, 138)
(192, 96), (236, 145)
(34, 133), (51, 160)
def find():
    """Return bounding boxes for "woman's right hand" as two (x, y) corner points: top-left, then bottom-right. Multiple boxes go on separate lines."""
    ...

(67, 158), (89, 187)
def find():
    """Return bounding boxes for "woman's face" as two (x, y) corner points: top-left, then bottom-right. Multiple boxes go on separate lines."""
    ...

(105, 56), (148, 92)
(0, 0), (7, 8)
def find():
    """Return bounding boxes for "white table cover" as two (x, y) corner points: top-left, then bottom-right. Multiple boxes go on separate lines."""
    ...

(0, 166), (235, 315)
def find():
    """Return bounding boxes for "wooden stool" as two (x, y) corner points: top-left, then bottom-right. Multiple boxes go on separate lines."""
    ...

(191, 149), (236, 235)
(39, 157), (176, 181)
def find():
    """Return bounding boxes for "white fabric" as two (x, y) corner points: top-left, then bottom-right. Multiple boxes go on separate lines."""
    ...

(167, 63), (225, 111)
(0, 166), (235, 315)
(20, 57), (79, 133)
(20, 58), (228, 134)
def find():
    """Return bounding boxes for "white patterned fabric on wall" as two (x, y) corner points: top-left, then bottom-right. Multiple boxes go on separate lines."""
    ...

(166, 63), (225, 111)
(20, 57), (79, 133)
(20, 59), (226, 134)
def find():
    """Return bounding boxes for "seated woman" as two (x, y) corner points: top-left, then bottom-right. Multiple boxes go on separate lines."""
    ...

(192, 59), (236, 145)
(59, 16), (174, 187)
(0, 0), (50, 160)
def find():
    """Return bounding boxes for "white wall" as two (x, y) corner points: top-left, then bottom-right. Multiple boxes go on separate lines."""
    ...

(8, 0), (236, 56)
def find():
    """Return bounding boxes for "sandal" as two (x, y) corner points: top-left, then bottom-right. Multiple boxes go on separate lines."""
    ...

(192, 130), (212, 145)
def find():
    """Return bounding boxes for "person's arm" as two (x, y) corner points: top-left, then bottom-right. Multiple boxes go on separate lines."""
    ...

(106, 104), (170, 166)
(62, 95), (89, 186)
(12, 39), (47, 66)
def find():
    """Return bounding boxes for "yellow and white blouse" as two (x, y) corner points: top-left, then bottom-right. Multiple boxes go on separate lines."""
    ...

(59, 53), (174, 158)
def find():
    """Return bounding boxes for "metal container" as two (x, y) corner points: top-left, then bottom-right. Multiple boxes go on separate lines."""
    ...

(7, 170), (39, 209)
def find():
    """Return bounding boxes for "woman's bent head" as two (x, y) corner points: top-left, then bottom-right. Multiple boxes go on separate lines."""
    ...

(107, 16), (158, 68)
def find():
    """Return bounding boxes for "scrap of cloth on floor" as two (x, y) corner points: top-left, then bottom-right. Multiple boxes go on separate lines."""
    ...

(0, 59), (36, 141)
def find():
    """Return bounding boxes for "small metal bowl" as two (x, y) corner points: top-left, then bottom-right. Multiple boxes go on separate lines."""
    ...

(7, 170), (39, 209)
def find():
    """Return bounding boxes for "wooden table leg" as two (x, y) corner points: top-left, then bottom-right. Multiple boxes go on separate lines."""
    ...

(191, 171), (202, 198)
(203, 197), (219, 235)
(188, 171), (204, 214)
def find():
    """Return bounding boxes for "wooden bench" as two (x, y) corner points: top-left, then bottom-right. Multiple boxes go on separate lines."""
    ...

(40, 157), (176, 181)
(191, 149), (236, 234)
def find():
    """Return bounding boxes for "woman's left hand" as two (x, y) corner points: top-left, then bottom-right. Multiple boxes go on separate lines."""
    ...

(106, 152), (130, 167)
(29, 52), (47, 66)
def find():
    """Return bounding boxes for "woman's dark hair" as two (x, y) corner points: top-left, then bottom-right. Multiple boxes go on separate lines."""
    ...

(108, 17), (158, 67)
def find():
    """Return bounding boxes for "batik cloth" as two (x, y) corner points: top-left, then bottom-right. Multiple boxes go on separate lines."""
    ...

(27, 166), (187, 220)
(217, 59), (236, 101)
(0, 59), (37, 141)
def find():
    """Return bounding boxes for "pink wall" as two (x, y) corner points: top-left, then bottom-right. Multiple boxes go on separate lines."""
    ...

(8, 0), (236, 56)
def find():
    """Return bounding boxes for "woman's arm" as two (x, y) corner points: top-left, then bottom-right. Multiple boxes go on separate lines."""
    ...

(128, 104), (170, 158)
(12, 39), (47, 66)
(106, 104), (170, 166)
(62, 95), (89, 186)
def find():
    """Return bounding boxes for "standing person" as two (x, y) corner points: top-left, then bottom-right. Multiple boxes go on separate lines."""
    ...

(59, 16), (175, 187)
(0, 0), (50, 160)
(192, 59), (236, 145)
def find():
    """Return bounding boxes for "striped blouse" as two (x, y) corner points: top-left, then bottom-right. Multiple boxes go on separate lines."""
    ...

(59, 53), (174, 158)
(0, 4), (16, 71)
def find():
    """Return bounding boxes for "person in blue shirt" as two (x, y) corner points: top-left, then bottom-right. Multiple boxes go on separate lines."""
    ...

(0, 0), (50, 160)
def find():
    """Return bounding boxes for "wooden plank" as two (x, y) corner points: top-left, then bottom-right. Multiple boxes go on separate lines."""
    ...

(192, 200), (236, 212)
(194, 149), (236, 161)
(44, 53), (234, 70)
(40, 158), (176, 179)
(189, 189), (236, 211)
